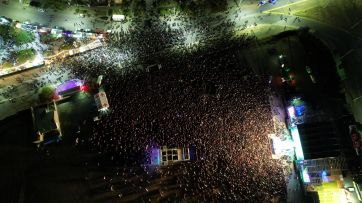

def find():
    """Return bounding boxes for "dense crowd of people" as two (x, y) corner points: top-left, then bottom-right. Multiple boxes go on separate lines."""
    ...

(57, 9), (288, 202)
(0, 2), (313, 201)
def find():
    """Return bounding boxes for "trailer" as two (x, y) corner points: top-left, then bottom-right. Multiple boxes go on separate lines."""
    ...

(94, 91), (109, 111)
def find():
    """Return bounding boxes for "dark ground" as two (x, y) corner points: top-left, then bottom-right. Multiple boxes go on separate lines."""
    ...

(0, 92), (98, 203)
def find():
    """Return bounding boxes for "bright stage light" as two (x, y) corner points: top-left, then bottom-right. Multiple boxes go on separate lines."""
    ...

(272, 136), (294, 152)
(291, 126), (304, 160)
(287, 106), (295, 118)
(302, 167), (310, 183)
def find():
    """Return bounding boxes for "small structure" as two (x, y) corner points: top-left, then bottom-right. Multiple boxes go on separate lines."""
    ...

(72, 31), (85, 39)
(50, 28), (63, 38)
(32, 103), (62, 147)
(149, 146), (193, 166)
(112, 14), (125, 22)
(55, 79), (84, 98)
(94, 91), (109, 111)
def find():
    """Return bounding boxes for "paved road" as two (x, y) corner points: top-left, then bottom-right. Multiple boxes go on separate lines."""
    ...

(0, 67), (72, 120)
(259, 0), (362, 123)
(0, 0), (102, 30)
(0, 0), (301, 31)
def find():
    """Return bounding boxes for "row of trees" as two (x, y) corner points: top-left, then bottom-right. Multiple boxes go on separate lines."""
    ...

(0, 24), (34, 46)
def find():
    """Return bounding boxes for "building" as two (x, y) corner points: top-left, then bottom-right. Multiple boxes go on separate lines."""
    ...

(286, 97), (359, 202)
(298, 122), (342, 160)
(31, 103), (62, 147)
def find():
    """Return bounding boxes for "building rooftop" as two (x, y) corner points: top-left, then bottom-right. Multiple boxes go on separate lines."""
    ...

(32, 104), (57, 134)
(298, 121), (342, 160)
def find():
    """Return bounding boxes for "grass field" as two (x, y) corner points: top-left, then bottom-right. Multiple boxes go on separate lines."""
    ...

(1, 61), (13, 68)
(14, 29), (34, 45)
(16, 49), (35, 64)
(0, 25), (34, 45)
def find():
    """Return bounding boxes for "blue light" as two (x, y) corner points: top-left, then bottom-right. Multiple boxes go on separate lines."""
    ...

(322, 170), (327, 177)
(321, 170), (329, 182)
(294, 105), (305, 117)
(150, 148), (161, 165)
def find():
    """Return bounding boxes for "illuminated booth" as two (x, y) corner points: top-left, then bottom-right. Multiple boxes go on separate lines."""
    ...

(55, 79), (84, 98)
(148, 146), (195, 166)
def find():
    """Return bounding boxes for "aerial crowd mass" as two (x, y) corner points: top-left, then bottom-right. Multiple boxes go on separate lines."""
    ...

(50, 11), (289, 201)
(0, 7), (291, 202)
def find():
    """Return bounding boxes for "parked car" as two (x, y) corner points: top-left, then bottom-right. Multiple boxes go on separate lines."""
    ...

(29, 1), (41, 7)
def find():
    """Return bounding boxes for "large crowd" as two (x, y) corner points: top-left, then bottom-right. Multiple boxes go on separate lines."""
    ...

(56, 9), (288, 202)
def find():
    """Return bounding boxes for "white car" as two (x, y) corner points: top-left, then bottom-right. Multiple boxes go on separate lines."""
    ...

(258, 0), (267, 6)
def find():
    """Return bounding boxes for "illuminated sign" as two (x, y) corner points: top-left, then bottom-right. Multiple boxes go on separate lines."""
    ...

(150, 148), (161, 165)
(112, 14), (125, 21)
(55, 79), (83, 96)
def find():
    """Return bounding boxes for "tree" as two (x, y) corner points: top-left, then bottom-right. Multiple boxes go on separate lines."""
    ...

(38, 85), (55, 103)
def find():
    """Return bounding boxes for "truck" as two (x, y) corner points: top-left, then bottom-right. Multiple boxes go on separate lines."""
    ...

(94, 91), (109, 111)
